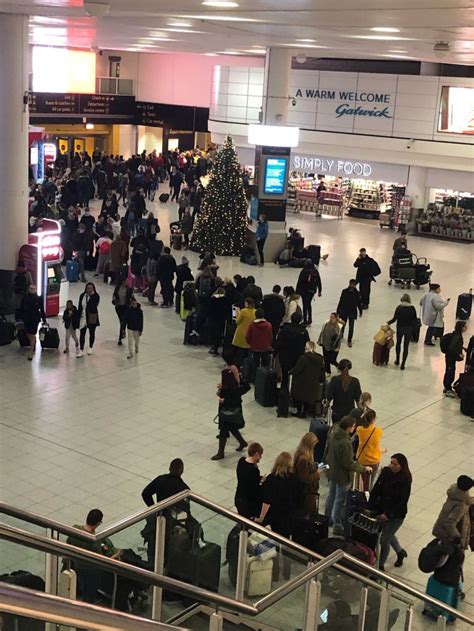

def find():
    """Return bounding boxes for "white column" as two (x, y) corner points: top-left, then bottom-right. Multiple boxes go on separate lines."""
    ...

(406, 165), (427, 209)
(263, 47), (291, 125)
(0, 14), (29, 271)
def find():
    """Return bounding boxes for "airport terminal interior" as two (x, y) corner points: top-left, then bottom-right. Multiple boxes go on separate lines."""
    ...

(0, 0), (473, 630)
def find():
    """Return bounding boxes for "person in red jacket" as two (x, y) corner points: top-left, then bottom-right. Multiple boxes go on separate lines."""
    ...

(246, 308), (273, 369)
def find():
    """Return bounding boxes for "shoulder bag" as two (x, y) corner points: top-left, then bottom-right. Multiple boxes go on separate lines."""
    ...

(355, 428), (376, 461)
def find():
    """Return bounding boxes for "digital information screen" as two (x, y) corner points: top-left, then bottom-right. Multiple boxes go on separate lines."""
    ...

(264, 158), (287, 195)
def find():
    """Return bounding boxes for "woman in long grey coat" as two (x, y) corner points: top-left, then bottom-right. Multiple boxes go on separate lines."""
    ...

(432, 475), (473, 550)
(420, 283), (450, 346)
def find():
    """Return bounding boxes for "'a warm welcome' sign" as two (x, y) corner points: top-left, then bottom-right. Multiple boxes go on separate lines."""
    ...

(293, 88), (393, 118)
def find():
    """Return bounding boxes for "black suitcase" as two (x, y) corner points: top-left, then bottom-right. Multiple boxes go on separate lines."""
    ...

(241, 355), (256, 384)
(412, 317), (421, 342)
(254, 365), (278, 407)
(225, 525), (241, 587)
(306, 244), (321, 266)
(168, 539), (221, 593)
(159, 193), (170, 203)
(292, 514), (329, 552)
(309, 417), (329, 463)
(39, 325), (60, 349)
(344, 490), (368, 536)
(183, 312), (199, 345)
(456, 292), (472, 321)
(277, 385), (290, 418)
(460, 385), (474, 417)
(17, 327), (30, 348)
(0, 315), (16, 346)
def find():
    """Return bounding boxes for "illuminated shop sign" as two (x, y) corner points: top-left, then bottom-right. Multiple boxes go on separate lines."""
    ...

(292, 155), (372, 176)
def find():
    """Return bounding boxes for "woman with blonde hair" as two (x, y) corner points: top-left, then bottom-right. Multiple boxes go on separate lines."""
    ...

(293, 433), (320, 516)
(355, 409), (386, 491)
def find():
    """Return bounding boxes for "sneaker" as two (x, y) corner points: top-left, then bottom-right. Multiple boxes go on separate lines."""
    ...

(444, 389), (456, 398)
(87, 348), (93, 355)
(76, 351), (84, 358)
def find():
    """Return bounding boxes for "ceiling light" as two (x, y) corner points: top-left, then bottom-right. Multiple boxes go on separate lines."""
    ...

(204, 52), (218, 56)
(351, 35), (406, 41)
(86, 123), (95, 130)
(433, 41), (450, 58)
(388, 49), (407, 53)
(295, 52), (306, 64)
(371, 27), (400, 33)
(83, 0), (110, 17)
(241, 49), (266, 54)
(167, 20), (192, 27)
(182, 14), (258, 22)
(163, 28), (200, 33)
(202, 0), (239, 6)
(252, 45), (265, 48)
(217, 50), (243, 55)
(296, 39), (316, 43)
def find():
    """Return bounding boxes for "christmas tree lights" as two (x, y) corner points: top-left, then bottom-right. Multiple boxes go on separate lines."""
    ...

(190, 135), (248, 256)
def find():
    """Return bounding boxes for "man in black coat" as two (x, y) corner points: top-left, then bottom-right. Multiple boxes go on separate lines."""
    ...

(273, 312), (309, 387)
(242, 276), (263, 308)
(337, 279), (363, 347)
(262, 284), (286, 337)
(296, 260), (322, 326)
(353, 248), (381, 309)
(157, 246), (177, 307)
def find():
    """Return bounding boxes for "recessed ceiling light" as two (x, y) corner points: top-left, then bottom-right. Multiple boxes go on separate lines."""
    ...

(163, 28), (200, 33)
(241, 49), (266, 54)
(204, 52), (218, 56)
(351, 35), (406, 41)
(217, 50), (243, 55)
(182, 14), (258, 22)
(167, 20), (192, 27)
(296, 38), (316, 43)
(371, 27), (400, 33)
(252, 45), (265, 48)
(202, 1), (239, 7)
(388, 49), (407, 53)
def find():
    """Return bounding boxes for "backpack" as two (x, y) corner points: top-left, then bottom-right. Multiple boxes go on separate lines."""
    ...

(14, 271), (28, 295)
(198, 276), (213, 299)
(440, 332), (453, 354)
(99, 240), (111, 255)
(418, 538), (451, 573)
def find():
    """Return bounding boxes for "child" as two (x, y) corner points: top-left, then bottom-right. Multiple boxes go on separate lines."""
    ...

(63, 300), (80, 355)
(125, 297), (143, 358)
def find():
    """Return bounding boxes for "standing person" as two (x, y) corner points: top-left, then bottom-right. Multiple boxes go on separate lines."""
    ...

(20, 285), (46, 361)
(125, 297), (143, 359)
(232, 297), (256, 367)
(368, 454), (412, 571)
(353, 248), (381, 310)
(62, 299), (80, 355)
(71, 224), (89, 283)
(392, 231), (408, 253)
(156, 246), (177, 308)
(13, 259), (32, 311)
(293, 432), (320, 516)
(355, 409), (386, 492)
(94, 234), (112, 278)
(146, 252), (159, 306)
(141, 459), (190, 507)
(318, 313), (343, 375)
(245, 308), (273, 369)
(255, 213), (268, 266)
(337, 279), (363, 347)
(273, 312), (309, 388)
(242, 276), (263, 308)
(282, 286), (302, 324)
(432, 476), (473, 550)
(325, 416), (370, 536)
(348, 392), (373, 427)
(211, 352), (248, 461)
(208, 286), (229, 357)
(112, 278), (133, 345)
(77, 282), (100, 357)
(261, 285), (285, 338)
(234, 443), (263, 518)
(442, 321), (467, 397)
(420, 283), (450, 346)
(290, 341), (325, 418)
(296, 260), (322, 326)
(387, 293), (418, 370)
(326, 359), (362, 423)
(180, 207), (193, 249)
(175, 256), (194, 314)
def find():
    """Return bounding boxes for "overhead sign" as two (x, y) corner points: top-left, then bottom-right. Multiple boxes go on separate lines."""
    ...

(29, 93), (135, 118)
(291, 153), (410, 183)
(293, 88), (393, 119)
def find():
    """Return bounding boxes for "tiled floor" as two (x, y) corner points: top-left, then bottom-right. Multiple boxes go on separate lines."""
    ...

(1, 199), (473, 627)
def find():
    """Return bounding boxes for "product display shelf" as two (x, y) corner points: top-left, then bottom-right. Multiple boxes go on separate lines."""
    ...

(348, 180), (381, 218)
(416, 204), (473, 242)
(319, 187), (344, 219)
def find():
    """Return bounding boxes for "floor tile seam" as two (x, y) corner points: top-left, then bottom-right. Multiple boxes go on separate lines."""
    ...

(0, 421), (150, 482)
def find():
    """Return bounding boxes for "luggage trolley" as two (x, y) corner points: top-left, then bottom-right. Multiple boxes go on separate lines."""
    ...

(388, 252), (432, 289)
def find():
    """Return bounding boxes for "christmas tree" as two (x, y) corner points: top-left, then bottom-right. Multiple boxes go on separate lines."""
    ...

(190, 135), (248, 256)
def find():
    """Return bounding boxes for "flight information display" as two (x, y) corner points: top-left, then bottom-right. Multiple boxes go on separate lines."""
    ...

(264, 158), (287, 195)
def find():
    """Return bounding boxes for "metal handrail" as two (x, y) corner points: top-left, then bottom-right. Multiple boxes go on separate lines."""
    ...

(2, 497), (474, 625)
(0, 583), (187, 630)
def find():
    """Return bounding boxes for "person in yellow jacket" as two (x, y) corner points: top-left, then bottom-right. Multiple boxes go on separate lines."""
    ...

(355, 409), (386, 491)
(232, 297), (256, 365)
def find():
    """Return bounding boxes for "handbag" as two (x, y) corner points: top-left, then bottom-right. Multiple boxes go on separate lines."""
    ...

(218, 407), (244, 426)
(87, 313), (98, 325)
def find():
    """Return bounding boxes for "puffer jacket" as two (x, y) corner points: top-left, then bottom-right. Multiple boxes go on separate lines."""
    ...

(432, 484), (473, 550)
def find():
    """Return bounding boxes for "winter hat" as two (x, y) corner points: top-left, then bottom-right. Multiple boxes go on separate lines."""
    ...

(457, 475), (473, 491)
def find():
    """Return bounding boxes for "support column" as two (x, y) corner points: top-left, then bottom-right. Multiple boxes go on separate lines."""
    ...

(0, 14), (29, 311)
(263, 47), (291, 125)
(406, 165), (427, 210)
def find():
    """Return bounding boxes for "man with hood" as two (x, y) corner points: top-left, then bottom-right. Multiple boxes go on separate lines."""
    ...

(433, 475), (473, 550)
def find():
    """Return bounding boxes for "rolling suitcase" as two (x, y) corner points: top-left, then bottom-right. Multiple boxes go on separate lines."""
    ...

(254, 365), (278, 407)
(172, 233), (183, 250)
(0, 316), (16, 346)
(159, 193), (170, 203)
(456, 291), (472, 321)
(168, 539), (221, 593)
(292, 513), (329, 552)
(241, 355), (256, 384)
(309, 417), (329, 463)
(246, 556), (273, 596)
(412, 318), (421, 342)
(66, 259), (79, 282)
(183, 312), (199, 345)
(17, 327), (30, 348)
(372, 342), (390, 366)
(39, 324), (60, 349)
(344, 489), (368, 536)
(277, 385), (290, 418)
(306, 244), (321, 266)
(423, 576), (461, 622)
